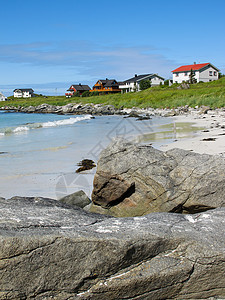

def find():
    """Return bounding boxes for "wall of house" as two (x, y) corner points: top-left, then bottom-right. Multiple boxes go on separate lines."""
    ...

(119, 82), (135, 93)
(150, 77), (164, 86)
(173, 72), (190, 83)
(14, 92), (23, 98)
(0, 94), (6, 101)
(14, 91), (32, 98)
(173, 71), (201, 83)
(199, 66), (219, 82)
(23, 91), (32, 98)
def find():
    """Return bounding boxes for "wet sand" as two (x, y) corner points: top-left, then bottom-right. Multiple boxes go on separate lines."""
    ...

(160, 110), (225, 156)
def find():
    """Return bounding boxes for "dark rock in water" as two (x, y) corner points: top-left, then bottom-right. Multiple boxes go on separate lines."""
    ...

(136, 115), (152, 121)
(59, 190), (91, 208)
(0, 152), (8, 155)
(76, 159), (96, 173)
(0, 196), (224, 299)
(91, 139), (225, 217)
(124, 111), (141, 118)
(201, 137), (217, 141)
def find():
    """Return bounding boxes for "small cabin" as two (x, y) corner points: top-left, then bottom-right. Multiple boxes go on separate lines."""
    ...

(119, 74), (164, 93)
(14, 89), (34, 98)
(65, 84), (91, 97)
(0, 93), (7, 101)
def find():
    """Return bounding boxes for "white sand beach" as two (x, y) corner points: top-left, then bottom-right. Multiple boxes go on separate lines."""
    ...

(161, 109), (225, 156)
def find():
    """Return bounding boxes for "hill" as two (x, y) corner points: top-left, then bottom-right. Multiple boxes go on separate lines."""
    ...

(4, 77), (225, 109)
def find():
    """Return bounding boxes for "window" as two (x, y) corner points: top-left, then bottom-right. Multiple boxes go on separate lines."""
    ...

(209, 71), (212, 76)
(184, 72), (188, 76)
(176, 73), (179, 77)
(214, 71), (217, 76)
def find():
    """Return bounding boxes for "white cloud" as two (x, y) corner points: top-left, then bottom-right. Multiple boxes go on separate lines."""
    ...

(0, 41), (176, 81)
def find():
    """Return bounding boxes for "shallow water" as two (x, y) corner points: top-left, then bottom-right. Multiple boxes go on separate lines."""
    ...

(138, 122), (204, 143)
(0, 112), (203, 199)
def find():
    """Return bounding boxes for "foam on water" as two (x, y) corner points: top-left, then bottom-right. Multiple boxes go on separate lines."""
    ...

(42, 115), (92, 127)
(0, 112), (175, 199)
(13, 126), (29, 133)
(0, 115), (92, 136)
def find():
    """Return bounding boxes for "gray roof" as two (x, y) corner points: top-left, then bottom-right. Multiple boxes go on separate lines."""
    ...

(104, 80), (119, 87)
(13, 89), (34, 92)
(123, 74), (164, 83)
(95, 79), (119, 87)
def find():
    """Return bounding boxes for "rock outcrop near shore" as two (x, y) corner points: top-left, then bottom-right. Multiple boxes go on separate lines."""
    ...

(4, 102), (225, 117)
(2, 103), (121, 115)
(0, 196), (224, 299)
(91, 139), (225, 217)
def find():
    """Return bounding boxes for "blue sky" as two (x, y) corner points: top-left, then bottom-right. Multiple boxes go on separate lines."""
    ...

(0, 0), (224, 96)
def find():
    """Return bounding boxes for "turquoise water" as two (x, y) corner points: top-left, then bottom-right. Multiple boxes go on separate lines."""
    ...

(0, 111), (174, 199)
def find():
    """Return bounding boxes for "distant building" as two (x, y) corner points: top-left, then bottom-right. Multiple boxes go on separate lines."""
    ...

(172, 63), (219, 84)
(65, 84), (91, 97)
(0, 92), (7, 101)
(90, 79), (121, 93)
(13, 89), (34, 98)
(119, 74), (164, 93)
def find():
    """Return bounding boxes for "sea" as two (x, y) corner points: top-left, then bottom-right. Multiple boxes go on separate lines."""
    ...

(0, 111), (200, 200)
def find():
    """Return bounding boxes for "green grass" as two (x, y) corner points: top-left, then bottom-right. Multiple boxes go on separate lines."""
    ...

(2, 77), (225, 109)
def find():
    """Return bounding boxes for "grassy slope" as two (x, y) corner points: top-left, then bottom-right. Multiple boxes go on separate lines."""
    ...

(3, 77), (225, 109)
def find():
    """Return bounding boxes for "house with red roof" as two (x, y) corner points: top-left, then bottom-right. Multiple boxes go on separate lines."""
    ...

(172, 63), (219, 84)
(65, 84), (91, 97)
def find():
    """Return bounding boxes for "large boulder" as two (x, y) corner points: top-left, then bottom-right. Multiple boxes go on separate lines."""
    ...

(91, 139), (225, 217)
(0, 196), (224, 299)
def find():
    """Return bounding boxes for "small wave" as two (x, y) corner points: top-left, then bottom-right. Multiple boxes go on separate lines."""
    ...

(42, 115), (92, 128)
(0, 115), (92, 136)
(13, 126), (29, 133)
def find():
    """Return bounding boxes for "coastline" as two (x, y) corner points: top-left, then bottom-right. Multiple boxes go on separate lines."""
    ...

(2, 102), (225, 156)
(1, 104), (225, 199)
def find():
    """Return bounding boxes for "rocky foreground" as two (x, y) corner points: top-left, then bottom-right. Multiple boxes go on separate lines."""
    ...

(1, 137), (225, 299)
(91, 139), (225, 217)
(0, 196), (225, 299)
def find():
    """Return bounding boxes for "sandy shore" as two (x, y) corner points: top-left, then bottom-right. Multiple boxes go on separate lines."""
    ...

(160, 109), (225, 156)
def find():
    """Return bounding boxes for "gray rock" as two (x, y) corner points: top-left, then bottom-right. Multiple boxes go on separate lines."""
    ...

(59, 190), (91, 208)
(0, 196), (224, 299)
(91, 139), (225, 217)
(199, 105), (211, 114)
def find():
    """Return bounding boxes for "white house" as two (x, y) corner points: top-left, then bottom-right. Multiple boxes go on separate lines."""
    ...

(172, 63), (219, 84)
(119, 74), (164, 93)
(13, 88), (34, 98)
(0, 92), (7, 101)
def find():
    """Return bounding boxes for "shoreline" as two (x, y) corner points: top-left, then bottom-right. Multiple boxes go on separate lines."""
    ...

(1, 105), (225, 200)
(160, 109), (225, 156)
(1, 102), (225, 117)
